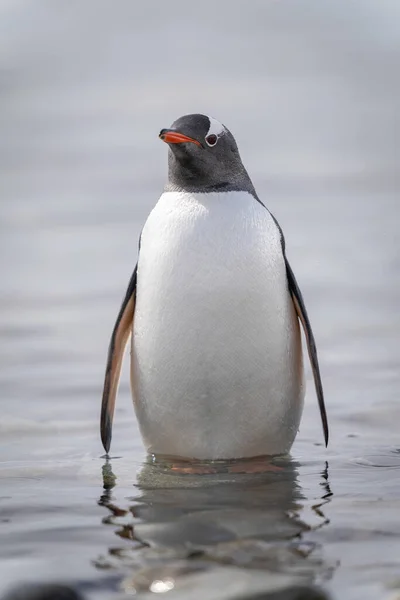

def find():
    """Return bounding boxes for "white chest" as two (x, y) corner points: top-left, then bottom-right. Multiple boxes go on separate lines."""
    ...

(131, 191), (304, 459)
(137, 190), (284, 296)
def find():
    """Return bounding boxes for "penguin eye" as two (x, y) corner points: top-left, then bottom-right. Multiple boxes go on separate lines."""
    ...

(205, 134), (218, 147)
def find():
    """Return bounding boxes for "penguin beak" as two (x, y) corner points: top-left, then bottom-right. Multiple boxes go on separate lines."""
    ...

(159, 129), (201, 147)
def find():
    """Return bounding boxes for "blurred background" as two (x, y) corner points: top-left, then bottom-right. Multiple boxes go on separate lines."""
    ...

(0, 1), (399, 599)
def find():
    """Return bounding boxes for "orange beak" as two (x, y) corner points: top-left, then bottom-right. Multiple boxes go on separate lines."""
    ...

(159, 129), (201, 147)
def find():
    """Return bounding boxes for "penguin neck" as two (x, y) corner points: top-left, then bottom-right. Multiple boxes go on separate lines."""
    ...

(165, 151), (257, 196)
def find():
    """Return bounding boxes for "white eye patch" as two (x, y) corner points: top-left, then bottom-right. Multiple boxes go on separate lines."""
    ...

(206, 116), (225, 138)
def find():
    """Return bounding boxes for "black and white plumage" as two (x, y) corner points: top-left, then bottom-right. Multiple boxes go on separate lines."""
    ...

(101, 114), (328, 459)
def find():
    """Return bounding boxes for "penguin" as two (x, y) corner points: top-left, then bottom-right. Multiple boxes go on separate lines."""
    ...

(100, 113), (328, 460)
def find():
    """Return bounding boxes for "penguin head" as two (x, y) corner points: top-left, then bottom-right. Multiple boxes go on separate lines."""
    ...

(159, 114), (254, 194)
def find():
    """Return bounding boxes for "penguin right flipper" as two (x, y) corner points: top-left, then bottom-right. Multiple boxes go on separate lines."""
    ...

(285, 257), (329, 447)
(100, 265), (137, 454)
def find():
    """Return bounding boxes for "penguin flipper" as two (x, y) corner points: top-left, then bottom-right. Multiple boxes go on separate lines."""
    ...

(100, 265), (137, 454)
(285, 258), (329, 447)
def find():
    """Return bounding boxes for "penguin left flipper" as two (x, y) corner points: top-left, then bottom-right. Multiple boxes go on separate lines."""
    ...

(100, 265), (137, 454)
(285, 257), (329, 447)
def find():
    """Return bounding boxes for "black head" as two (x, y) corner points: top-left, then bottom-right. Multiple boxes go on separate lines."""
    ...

(159, 114), (256, 195)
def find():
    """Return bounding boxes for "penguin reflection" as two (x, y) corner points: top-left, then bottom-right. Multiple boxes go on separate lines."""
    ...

(97, 456), (331, 577)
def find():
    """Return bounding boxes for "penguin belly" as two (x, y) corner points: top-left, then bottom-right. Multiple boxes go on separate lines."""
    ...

(131, 191), (305, 459)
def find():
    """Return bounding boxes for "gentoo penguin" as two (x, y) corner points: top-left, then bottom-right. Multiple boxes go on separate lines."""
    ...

(100, 114), (328, 459)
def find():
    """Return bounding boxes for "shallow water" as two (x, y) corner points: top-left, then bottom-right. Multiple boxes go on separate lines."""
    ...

(1, 1), (400, 599)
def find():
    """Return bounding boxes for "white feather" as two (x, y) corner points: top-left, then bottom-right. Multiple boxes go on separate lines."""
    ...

(131, 191), (305, 459)
(206, 116), (225, 137)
